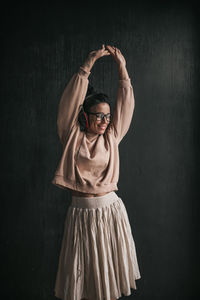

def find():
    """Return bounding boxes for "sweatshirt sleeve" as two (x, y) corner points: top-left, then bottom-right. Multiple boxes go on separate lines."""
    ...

(111, 78), (135, 144)
(57, 67), (90, 145)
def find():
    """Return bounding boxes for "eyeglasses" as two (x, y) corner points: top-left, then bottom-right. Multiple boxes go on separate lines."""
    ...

(87, 112), (112, 122)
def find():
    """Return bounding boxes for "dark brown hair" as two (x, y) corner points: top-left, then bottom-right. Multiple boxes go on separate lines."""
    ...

(78, 84), (112, 132)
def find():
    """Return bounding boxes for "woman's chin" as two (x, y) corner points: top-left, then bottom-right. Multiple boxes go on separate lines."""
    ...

(97, 128), (106, 134)
(97, 126), (107, 132)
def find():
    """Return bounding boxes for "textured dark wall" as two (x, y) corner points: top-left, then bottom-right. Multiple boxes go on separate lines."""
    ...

(1, 2), (199, 300)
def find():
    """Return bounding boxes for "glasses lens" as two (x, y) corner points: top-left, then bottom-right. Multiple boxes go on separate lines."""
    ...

(96, 113), (102, 121)
(94, 113), (111, 122)
(106, 114), (111, 122)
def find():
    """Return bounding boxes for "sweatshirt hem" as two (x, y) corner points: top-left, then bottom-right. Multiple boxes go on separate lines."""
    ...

(52, 175), (118, 194)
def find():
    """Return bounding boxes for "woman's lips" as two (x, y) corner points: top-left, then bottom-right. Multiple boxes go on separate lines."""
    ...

(98, 126), (106, 130)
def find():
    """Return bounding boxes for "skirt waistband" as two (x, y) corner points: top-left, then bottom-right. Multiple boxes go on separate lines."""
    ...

(71, 191), (119, 209)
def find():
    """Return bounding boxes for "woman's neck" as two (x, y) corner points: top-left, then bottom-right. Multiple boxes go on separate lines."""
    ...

(85, 131), (99, 141)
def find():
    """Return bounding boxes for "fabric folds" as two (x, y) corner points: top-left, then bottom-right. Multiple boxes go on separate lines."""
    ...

(54, 191), (141, 300)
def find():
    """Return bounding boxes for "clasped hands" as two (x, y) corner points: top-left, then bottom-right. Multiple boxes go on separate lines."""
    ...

(88, 44), (126, 67)
(81, 44), (128, 79)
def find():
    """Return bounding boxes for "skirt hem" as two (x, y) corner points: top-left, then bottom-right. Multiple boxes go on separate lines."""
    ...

(54, 277), (141, 300)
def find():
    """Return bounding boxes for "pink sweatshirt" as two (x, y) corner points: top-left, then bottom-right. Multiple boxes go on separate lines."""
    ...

(51, 67), (135, 194)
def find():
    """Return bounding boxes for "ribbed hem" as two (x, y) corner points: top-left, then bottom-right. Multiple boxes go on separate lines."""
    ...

(51, 175), (118, 194)
(78, 67), (91, 77)
(119, 78), (132, 88)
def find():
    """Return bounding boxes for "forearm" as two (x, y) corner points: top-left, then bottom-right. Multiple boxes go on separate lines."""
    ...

(81, 55), (96, 73)
(112, 76), (134, 144)
(118, 63), (129, 80)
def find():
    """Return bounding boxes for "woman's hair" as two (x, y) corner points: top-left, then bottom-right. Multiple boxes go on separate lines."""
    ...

(78, 84), (112, 132)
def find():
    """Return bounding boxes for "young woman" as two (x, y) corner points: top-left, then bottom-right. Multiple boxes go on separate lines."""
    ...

(52, 44), (141, 300)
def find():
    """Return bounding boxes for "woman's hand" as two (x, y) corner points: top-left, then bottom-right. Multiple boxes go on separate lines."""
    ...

(88, 44), (110, 61)
(81, 44), (110, 72)
(106, 45), (126, 67)
(106, 45), (129, 79)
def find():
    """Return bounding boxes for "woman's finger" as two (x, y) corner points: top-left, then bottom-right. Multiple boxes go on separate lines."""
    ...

(106, 45), (115, 54)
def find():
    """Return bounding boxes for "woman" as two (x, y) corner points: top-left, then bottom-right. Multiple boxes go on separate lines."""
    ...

(52, 44), (141, 300)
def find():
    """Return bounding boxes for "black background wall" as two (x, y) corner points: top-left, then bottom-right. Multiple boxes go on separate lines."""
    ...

(1, 1), (199, 299)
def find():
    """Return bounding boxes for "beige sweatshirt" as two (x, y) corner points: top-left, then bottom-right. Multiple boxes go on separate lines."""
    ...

(51, 66), (135, 194)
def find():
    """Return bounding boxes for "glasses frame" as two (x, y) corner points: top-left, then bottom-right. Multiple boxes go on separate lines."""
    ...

(87, 112), (112, 123)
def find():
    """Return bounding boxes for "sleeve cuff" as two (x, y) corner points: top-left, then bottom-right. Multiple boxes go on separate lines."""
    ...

(119, 78), (132, 88)
(78, 67), (91, 78)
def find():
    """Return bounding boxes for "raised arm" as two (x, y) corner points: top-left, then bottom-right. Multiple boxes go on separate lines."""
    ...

(57, 45), (110, 145)
(57, 68), (89, 145)
(106, 45), (135, 144)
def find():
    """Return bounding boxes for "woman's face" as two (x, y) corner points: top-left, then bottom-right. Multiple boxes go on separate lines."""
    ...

(87, 102), (111, 135)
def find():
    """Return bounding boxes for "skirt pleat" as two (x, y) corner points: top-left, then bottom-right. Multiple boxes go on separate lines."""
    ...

(54, 191), (141, 300)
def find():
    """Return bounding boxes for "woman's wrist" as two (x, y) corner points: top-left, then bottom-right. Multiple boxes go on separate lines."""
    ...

(118, 63), (129, 80)
(81, 56), (96, 73)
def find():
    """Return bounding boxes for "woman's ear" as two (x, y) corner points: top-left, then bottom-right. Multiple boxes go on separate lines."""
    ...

(78, 107), (89, 131)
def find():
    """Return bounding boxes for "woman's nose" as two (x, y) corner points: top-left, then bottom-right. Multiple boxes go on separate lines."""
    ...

(101, 117), (107, 123)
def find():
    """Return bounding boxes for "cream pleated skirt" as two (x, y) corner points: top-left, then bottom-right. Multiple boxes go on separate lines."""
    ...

(54, 191), (141, 300)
